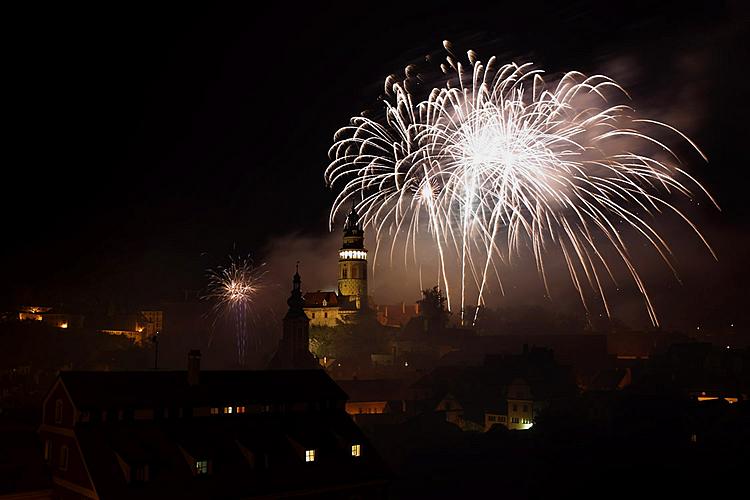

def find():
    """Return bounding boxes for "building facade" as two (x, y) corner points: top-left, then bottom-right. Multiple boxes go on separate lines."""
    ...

(303, 205), (368, 327)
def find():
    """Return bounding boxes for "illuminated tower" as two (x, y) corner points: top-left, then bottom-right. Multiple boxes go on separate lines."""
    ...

(337, 205), (368, 309)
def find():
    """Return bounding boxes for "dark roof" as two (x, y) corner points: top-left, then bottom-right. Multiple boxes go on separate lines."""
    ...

(75, 412), (389, 499)
(59, 370), (347, 409)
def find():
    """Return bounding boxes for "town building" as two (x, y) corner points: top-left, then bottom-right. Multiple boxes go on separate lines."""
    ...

(268, 269), (320, 370)
(302, 205), (419, 329)
(38, 351), (389, 499)
(303, 205), (368, 327)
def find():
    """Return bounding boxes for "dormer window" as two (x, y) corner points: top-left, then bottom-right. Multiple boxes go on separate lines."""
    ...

(305, 449), (315, 462)
(351, 444), (361, 457)
(322, 299), (327, 307)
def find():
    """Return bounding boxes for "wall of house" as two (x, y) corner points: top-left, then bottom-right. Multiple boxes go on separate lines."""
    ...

(39, 383), (97, 498)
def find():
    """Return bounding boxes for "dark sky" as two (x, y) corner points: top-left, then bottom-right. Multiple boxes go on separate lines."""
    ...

(3, 2), (749, 330)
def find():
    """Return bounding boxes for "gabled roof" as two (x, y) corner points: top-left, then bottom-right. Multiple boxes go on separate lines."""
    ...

(303, 291), (339, 307)
(59, 370), (347, 410)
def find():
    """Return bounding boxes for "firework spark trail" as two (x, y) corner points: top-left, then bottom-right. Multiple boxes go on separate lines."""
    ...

(205, 256), (267, 365)
(326, 43), (718, 326)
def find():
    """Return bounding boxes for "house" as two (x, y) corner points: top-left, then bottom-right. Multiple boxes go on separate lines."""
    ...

(336, 379), (410, 420)
(38, 351), (389, 499)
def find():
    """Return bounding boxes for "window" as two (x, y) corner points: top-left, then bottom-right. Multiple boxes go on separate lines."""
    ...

(305, 449), (315, 462)
(195, 459), (209, 475)
(324, 312), (328, 318)
(236, 406), (246, 414)
(511, 417), (519, 424)
(488, 415), (497, 422)
(311, 312), (315, 318)
(223, 406), (233, 414)
(54, 399), (63, 424)
(59, 445), (69, 471)
(43, 440), (52, 463)
(512, 404), (517, 412)
(210, 407), (219, 415)
(342, 268), (348, 279)
(133, 464), (149, 482)
(352, 444), (361, 457)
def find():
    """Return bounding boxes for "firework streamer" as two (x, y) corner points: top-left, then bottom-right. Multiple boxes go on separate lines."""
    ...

(326, 42), (717, 326)
(205, 256), (267, 365)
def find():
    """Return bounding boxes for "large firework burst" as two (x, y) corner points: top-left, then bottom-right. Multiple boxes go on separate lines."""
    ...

(205, 256), (267, 365)
(326, 42), (717, 326)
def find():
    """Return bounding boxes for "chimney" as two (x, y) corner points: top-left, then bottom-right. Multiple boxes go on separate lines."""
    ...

(187, 349), (201, 386)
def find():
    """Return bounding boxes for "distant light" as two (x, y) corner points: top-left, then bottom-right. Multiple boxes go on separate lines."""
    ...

(351, 444), (361, 457)
(59, 322), (68, 329)
(404, 361), (409, 367)
(305, 449), (315, 462)
(726, 345), (730, 349)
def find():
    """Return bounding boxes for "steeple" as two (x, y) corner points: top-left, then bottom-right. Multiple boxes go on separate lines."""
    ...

(286, 261), (306, 319)
(268, 265), (319, 370)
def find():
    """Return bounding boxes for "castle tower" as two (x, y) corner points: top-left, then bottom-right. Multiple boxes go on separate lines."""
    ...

(337, 204), (368, 309)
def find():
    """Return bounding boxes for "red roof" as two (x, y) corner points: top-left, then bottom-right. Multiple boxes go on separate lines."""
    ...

(304, 291), (339, 307)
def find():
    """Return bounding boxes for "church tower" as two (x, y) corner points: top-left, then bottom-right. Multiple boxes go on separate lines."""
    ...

(268, 267), (319, 370)
(337, 204), (368, 309)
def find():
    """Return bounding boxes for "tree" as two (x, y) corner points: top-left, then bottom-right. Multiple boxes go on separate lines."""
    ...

(418, 286), (450, 331)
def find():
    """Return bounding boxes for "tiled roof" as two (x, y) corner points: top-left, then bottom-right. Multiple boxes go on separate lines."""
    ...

(303, 291), (339, 307)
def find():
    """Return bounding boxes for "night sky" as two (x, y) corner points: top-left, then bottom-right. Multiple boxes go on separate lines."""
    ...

(3, 1), (749, 331)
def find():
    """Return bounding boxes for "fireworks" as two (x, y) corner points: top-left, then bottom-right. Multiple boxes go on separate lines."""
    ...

(326, 42), (717, 326)
(205, 256), (267, 365)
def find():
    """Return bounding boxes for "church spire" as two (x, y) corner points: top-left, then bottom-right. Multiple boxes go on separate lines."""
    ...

(286, 262), (306, 319)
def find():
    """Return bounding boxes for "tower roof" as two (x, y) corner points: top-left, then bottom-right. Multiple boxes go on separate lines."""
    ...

(344, 202), (363, 237)
(285, 264), (306, 319)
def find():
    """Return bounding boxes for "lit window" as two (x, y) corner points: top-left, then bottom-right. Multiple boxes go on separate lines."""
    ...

(351, 444), (361, 457)
(210, 407), (219, 415)
(236, 406), (246, 414)
(195, 459), (209, 475)
(223, 406), (233, 414)
(305, 449), (315, 462)
(54, 399), (63, 424)
(59, 445), (69, 471)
